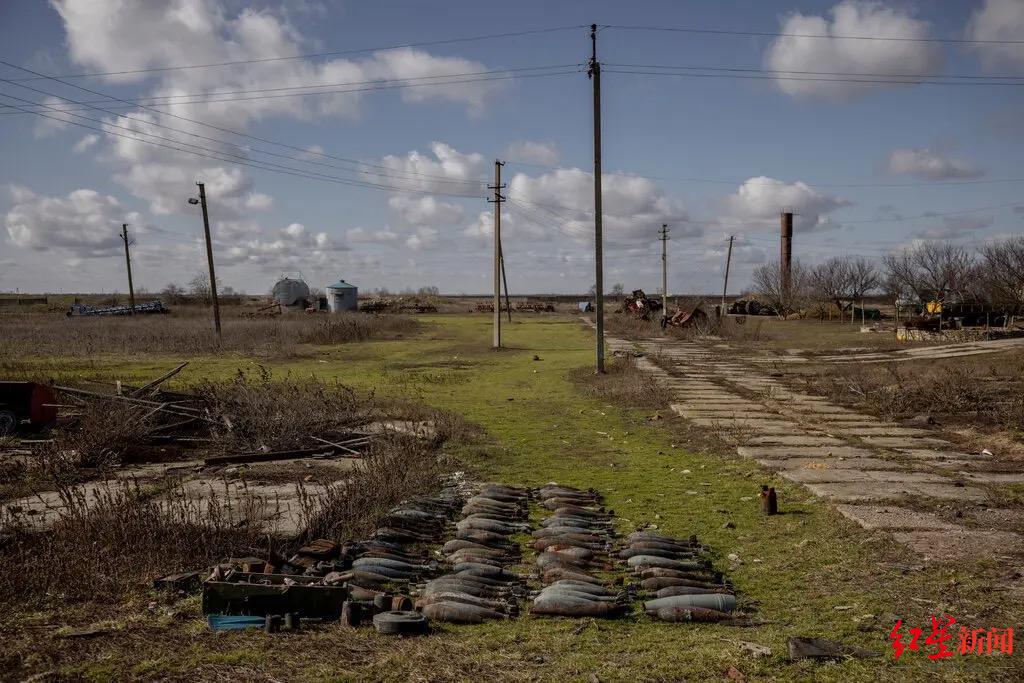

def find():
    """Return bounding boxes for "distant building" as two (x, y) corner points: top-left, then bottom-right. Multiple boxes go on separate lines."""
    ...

(326, 279), (358, 312)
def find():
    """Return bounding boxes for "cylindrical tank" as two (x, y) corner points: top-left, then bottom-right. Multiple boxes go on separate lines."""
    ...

(326, 280), (358, 312)
(272, 278), (310, 307)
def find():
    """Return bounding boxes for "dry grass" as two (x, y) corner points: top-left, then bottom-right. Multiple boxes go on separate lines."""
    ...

(799, 357), (1024, 433)
(0, 309), (419, 358)
(569, 355), (673, 409)
(0, 479), (270, 605)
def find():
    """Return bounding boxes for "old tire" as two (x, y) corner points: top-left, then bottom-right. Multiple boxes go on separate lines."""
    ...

(372, 610), (428, 635)
(0, 410), (16, 436)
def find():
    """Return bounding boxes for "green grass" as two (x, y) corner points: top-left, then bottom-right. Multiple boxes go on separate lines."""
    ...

(5, 314), (1021, 681)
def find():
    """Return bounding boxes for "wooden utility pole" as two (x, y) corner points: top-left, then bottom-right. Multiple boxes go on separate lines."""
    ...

(659, 224), (670, 316)
(196, 182), (221, 340)
(589, 23), (605, 372)
(489, 160), (506, 348)
(721, 235), (734, 314)
(120, 223), (136, 313)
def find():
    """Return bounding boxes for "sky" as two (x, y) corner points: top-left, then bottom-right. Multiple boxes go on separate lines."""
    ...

(1, 0), (1023, 296)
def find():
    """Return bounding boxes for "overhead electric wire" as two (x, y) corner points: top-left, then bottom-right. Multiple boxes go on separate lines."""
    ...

(0, 59), (574, 188)
(502, 160), (1024, 189)
(604, 68), (1024, 87)
(602, 62), (1024, 81)
(0, 97), (486, 198)
(2, 25), (587, 81)
(603, 23), (1024, 45)
(0, 66), (582, 115)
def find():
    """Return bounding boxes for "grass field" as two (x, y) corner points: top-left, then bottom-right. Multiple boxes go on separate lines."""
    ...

(3, 314), (1019, 681)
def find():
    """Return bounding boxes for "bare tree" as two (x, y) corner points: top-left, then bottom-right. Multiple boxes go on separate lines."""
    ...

(611, 283), (625, 297)
(162, 282), (186, 304)
(417, 285), (440, 296)
(883, 243), (974, 306)
(189, 272), (211, 305)
(978, 237), (1024, 310)
(752, 259), (813, 318)
(812, 257), (879, 321)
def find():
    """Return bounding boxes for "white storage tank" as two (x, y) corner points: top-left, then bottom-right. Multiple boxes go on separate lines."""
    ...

(326, 279), (358, 312)
(272, 277), (310, 308)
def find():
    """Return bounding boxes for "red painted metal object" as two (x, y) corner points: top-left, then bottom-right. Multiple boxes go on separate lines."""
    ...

(0, 381), (58, 434)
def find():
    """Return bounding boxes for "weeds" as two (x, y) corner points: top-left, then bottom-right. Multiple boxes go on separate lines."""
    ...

(569, 356), (673, 409)
(0, 309), (419, 359)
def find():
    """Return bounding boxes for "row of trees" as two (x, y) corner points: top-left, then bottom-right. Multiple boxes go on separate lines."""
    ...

(751, 236), (1024, 319)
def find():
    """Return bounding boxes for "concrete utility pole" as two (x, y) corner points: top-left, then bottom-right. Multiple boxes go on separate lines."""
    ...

(196, 182), (221, 340)
(721, 235), (735, 315)
(120, 223), (136, 313)
(659, 224), (670, 316)
(589, 23), (605, 372)
(780, 211), (794, 306)
(489, 160), (506, 348)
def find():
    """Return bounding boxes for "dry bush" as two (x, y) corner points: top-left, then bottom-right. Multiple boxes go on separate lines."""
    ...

(0, 480), (268, 605)
(201, 370), (372, 453)
(0, 310), (419, 359)
(569, 356), (672, 409)
(298, 434), (448, 543)
(600, 312), (662, 340)
(804, 362), (1024, 431)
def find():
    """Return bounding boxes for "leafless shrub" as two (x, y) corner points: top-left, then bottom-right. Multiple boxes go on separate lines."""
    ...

(0, 480), (269, 605)
(569, 356), (672, 409)
(883, 242), (974, 306)
(200, 371), (372, 453)
(812, 256), (880, 320)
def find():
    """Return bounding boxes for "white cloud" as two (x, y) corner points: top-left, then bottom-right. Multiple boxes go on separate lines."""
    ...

(722, 177), (850, 231)
(405, 226), (439, 250)
(765, 1), (941, 100)
(73, 134), (100, 153)
(504, 141), (560, 166)
(388, 194), (464, 226)
(508, 168), (693, 245)
(245, 192), (274, 210)
(5, 185), (140, 256)
(886, 148), (985, 180)
(967, 0), (1024, 69)
(375, 142), (487, 195)
(347, 227), (400, 244)
(219, 221), (344, 267)
(49, 1), (504, 223)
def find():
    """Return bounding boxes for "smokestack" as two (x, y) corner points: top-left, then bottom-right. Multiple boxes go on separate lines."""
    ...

(780, 211), (793, 301)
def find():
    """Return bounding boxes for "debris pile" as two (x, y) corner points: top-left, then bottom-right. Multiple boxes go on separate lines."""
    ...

(67, 300), (168, 317)
(360, 296), (438, 314)
(622, 289), (663, 320)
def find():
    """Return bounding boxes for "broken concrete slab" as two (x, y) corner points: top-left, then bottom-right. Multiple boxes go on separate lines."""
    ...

(829, 426), (935, 437)
(742, 435), (845, 447)
(779, 469), (950, 485)
(802, 481), (987, 503)
(835, 504), (960, 531)
(957, 471), (1024, 485)
(891, 529), (1024, 563)
(737, 445), (878, 459)
(896, 448), (991, 461)
(756, 456), (911, 471)
(860, 436), (952, 449)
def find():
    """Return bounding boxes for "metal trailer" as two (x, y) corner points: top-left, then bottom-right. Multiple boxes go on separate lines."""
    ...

(0, 381), (58, 435)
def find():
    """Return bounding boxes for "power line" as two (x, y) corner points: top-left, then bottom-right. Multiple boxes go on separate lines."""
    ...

(604, 68), (1024, 88)
(603, 23), (1024, 45)
(603, 62), (1024, 81)
(502, 160), (1024, 190)
(2, 25), (586, 81)
(0, 97), (485, 198)
(0, 66), (581, 115)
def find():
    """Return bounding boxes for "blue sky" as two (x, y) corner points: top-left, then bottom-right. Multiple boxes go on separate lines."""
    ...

(1, 0), (1022, 296)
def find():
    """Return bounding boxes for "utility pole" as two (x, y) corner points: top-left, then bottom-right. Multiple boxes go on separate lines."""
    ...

(489, 160), (506, 348)
(658, 224), (670, 316)
(197, 182), (222, 340)
(721, 235), (735, 315)
(120, 223), (136, 313)
(589, 23), (605, 372)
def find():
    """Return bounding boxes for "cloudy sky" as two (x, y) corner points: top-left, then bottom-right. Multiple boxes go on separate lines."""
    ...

(2, 0), (1023, 295)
